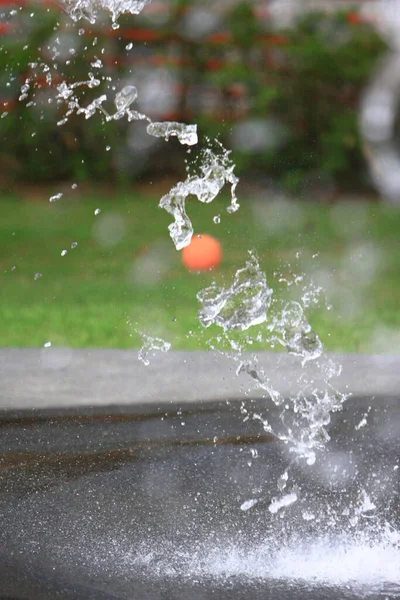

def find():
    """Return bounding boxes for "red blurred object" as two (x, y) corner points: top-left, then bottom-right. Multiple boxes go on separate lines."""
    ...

(264, 34), (288, 46)
(108, 28), (161, 41)
(206, 58), (224, 71)
(182, 234), (223, 272)
(346, 12), (364, 25)
(207, 32), (232, 45)
(0, 22), (13, 34)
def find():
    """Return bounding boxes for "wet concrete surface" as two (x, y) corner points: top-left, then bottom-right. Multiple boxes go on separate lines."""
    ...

(0, 394), (398, 599)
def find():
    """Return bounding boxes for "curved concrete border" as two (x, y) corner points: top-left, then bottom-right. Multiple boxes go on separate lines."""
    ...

(0, 349), (399, 410)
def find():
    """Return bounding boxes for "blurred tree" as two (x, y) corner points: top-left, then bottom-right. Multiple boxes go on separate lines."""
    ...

(0, 3), (388, 194)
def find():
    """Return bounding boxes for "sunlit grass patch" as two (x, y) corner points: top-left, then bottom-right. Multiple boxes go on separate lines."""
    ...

(1, 192), (399, 353)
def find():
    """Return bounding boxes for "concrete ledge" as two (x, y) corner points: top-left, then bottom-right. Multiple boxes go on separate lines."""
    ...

(0, 349), (399, 410)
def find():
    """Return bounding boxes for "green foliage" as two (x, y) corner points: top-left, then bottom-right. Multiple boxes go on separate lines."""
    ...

(227, 2), (260, 48)
(204, 8), (387, 192)
(0, 3), (388, 192)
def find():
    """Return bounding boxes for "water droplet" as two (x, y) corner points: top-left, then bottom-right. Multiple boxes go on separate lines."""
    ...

(278, 470), (289, 492)
(302, 510), (315, 521)
(34, 272), (42, 280)
(138, 333), (171, 366)
(91, 59), (102, 68)
(94, 208), (101, 215)
(49, 192), (63, 203)
(147, 122), (198, 146)
(240, 499), (259, 512)
(114, 85), (137, 113)
(268, 492), (298, 514)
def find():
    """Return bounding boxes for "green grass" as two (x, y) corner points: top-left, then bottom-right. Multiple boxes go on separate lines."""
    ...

(1, 190), (400, 353)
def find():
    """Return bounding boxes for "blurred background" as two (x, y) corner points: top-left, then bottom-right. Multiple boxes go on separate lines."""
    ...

(1, 0), (400, 355)
(0, 0), (390, 193)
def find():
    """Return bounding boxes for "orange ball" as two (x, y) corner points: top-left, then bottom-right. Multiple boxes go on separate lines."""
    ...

(182, 233), (222, 272)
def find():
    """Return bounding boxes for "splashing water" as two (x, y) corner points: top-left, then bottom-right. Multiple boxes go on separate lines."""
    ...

(159, 142), (239, 250)
(111, 524), (400, 592)
(18, 2), (398, 588)
(198, 252), (272, 331)
(54, 78), (195, 156)
(113, 85), (144, 122)
(64, 0), (152, 25)
(138, 333), (171, 366)
(147, 122), (198, 146)
(197, 252), (347, 467)
(272, 301), (324, 364)
(23, 0), (355, 500)
(112, 85), (149, 122)
(115, 86), (138, 113)
(19, 2), (211, 248)
(268, 491), (298, 514)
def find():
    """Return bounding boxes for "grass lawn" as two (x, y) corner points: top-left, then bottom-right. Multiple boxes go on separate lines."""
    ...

(1, 189), (400, 353)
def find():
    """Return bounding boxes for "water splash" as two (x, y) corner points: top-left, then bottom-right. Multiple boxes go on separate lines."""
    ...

(64, 0), (152, 25)
(147, 122), (198, 146)
(197, 252), (272, 331)
(238, 355), (345, 467)
(138, 333), (171, 366)
(55, 76), (106, 125)
(113, 85), (144, 122)
(240, 498), (259, 512)
(113, 85), (149, 122)
(118, 526), (400, 590)
(10, 3), (399, 591)
(159, 142), (239, 250)
(115, 86), (138, 113)
(38, 0), (344, 480)
(197, 254), (347, 467)
(268, 491), (298, 514)
(270, 301), (324, 365)
(56, 78), (193, 159)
